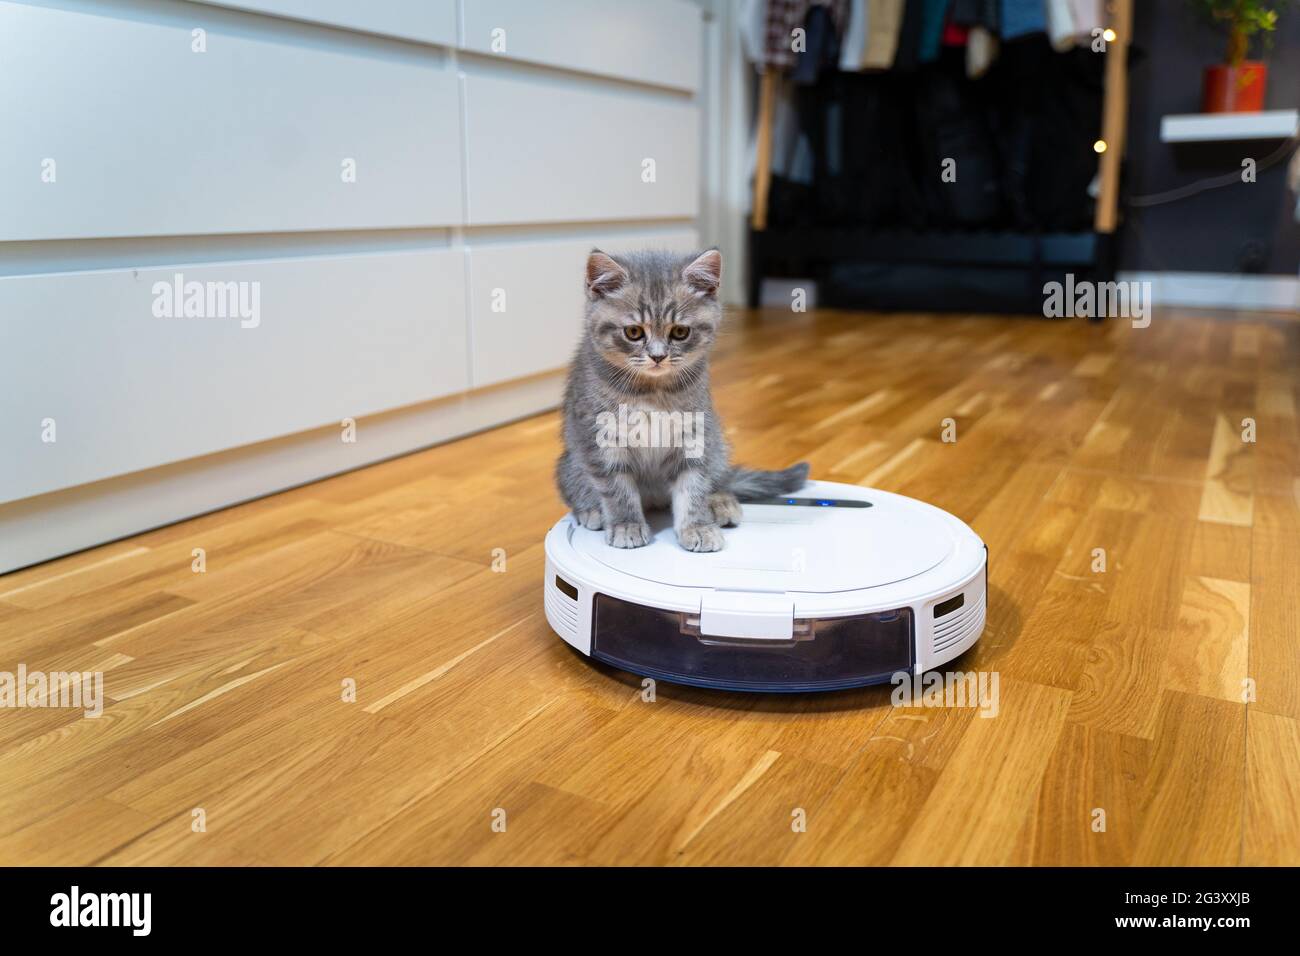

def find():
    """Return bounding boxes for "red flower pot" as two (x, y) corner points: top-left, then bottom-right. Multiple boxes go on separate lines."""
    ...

(1202, 62), (1268, 113)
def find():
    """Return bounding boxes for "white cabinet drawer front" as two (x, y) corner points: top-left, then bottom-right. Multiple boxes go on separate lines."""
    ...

(1, 251), (468, 503)
(0, 3), (462, 241)
(190, 0), (457, 45)
(467, 230), (698, 388)
(463, 75), (699, 226)
(460, 0), (701, 92)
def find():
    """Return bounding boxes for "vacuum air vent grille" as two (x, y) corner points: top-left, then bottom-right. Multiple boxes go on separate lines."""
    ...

(932, 589), (985, 655)
(545, 578), (579, 641)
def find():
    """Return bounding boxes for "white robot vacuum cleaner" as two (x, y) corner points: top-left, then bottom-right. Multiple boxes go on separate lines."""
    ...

(544, 480), (987, 693)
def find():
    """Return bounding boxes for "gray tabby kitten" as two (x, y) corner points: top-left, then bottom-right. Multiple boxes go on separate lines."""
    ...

(555, 248), (808, 552)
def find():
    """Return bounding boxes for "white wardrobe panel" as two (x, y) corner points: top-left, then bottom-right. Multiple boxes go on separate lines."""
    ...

(0, 373), (562, 575)
(467, 231), (699, 387)
(463, 76), (699, 226)
(0, 2), (462, 241)
(459, 0), (702, 92)
(190, 0), (457, 45)
(0, 251), (468, 503)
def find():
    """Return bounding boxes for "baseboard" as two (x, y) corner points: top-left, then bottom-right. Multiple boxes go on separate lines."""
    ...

(0, 373), (564, 575)
(1118, 271), (1300, 313)
(758, 277), (818, 309)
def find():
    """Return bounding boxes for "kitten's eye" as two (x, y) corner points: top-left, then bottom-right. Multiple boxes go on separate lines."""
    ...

(669, 325), (691, 341)
(623, 326), (645, 341)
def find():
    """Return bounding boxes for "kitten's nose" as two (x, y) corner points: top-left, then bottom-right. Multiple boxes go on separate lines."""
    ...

(650, 354), (666, 365)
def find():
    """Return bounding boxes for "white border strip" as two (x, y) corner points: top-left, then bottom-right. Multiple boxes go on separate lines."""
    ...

(1118, 271), (1299, 313)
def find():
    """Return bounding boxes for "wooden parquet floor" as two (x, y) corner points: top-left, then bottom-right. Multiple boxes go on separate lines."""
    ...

(1, 307), (1297, 865)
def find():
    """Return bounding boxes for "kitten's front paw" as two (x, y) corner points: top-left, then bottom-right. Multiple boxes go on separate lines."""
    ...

(678, 524), (725, 552)
(708, 493), (743, 527)
(575, 508), (604, 531)
(606, 521), (652, 548)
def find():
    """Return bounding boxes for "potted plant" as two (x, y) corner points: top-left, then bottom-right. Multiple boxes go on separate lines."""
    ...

(1191, 0), (1291, 112)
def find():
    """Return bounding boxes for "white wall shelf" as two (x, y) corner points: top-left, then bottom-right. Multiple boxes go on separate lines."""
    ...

(1160, 109), (1299, 143)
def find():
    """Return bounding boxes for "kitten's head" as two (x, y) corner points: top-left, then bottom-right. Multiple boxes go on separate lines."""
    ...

(583, 248), (722, 384)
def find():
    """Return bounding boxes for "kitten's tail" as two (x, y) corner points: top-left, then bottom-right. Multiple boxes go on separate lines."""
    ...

(725, 462), (811, 500)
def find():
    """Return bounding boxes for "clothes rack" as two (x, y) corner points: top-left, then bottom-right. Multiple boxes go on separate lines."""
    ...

(747, 0), (1135, 317)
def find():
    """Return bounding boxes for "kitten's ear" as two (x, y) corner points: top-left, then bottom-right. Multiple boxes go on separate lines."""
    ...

(585, 250), (628, 299)
(682, 249), (722, 297)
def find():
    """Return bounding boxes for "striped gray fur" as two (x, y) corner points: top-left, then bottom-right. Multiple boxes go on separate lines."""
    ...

(555, 248), (808, 552)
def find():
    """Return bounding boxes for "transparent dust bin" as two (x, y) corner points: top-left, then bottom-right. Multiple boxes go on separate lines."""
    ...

(590, 593), (913, 692)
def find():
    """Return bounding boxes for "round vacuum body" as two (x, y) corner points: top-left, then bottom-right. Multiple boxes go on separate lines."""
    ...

(543, 480), (986, 693)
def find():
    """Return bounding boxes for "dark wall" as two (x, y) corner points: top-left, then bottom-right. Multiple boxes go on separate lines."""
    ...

(1121, 0), (1299, 275)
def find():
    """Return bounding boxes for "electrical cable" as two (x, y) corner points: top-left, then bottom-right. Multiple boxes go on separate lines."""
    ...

(1125, 135), (1299, 207)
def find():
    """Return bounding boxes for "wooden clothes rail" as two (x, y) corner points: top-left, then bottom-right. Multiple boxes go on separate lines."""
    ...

(1094, 0), (1133, 234)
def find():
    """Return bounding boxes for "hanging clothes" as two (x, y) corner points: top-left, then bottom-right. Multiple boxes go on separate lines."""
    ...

(860, 0), (905, 69)
(792, 3), (844, 85)
(764, 0), (849, 71)
(770, 77), (815, 185)
(1046, 0), (1103, 51)
(950, 0), (1000, 31)
(985, 34), (1103, 229)
(764, 0), (808, 69)
(999, 0), (1047, 40)
(912, 49), (1004, 224)
(838, 0), (868, 70)
(1045, 0), (1077, 51)
(891, 0), (927, 71)
(918, 0), (954, 64)
(746, 0), (1104, 231)
(1068, 0), (1104, 33)
(950, 0), (1001, 77)
(943, 22), (971, 46)
(967, 27), (1000, 77)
